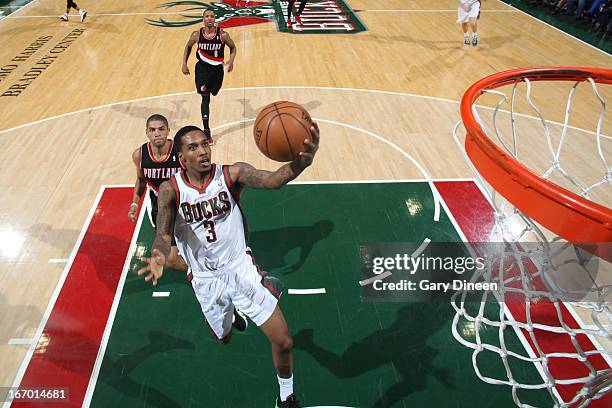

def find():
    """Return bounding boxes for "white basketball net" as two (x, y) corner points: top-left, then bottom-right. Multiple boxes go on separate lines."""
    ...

(451, 75), (611, 407)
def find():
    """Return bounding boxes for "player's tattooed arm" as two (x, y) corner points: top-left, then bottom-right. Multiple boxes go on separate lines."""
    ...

(232, 162), (297, 190)
(152, 181), (176, 260)
(137, 181), (176, 286)
(230, 122), (320, 189)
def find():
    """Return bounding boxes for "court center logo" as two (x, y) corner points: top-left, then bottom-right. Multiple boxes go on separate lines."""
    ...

(146, 1), (366, 34)
(146, 1), (276, 27)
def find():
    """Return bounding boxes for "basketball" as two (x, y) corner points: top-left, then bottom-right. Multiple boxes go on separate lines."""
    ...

(253, 101), (314, 162)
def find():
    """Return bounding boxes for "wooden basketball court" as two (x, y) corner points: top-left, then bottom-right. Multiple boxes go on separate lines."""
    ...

(0, 1), (610, 407)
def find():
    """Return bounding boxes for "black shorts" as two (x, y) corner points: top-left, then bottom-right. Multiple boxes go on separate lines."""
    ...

(67, 0), (77, 9)
(150, 193), (177, 246)
(195, 61), (224, 95)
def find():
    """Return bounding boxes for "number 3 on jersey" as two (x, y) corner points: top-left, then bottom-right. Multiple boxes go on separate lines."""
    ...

(203, 220), (217, 242)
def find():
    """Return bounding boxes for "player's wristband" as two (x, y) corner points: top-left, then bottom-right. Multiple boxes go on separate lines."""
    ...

(130, 203), (138, 209)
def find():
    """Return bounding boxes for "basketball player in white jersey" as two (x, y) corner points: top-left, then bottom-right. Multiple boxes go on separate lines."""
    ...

(457, 0), (484, 46)
(137, 123), (320, 408)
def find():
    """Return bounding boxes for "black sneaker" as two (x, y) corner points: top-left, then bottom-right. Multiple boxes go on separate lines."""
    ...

(275, 394), (301, 408)
(232, 308), (248, 332)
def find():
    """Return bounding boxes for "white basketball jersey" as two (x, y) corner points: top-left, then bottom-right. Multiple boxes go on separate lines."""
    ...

(171, 165), (248, 277)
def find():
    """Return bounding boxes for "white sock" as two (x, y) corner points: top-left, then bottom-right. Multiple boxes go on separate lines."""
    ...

(63, 12), (69, 17)
(464, 33), (469, 38)
(277, 374), (293, 402)
(473, 32), (478, 37)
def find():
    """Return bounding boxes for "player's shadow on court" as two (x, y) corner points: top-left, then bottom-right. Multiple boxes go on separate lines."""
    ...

(0, 293), (42, 343)
(293, 304), (454, 407)
(248, 220), (334, 274)
(29, 223), (131, 292)
(29, 223), (81, 257)
(98, 330), (195, 406)
(110, 100), (191, 125)
(38, 323), (194, 407)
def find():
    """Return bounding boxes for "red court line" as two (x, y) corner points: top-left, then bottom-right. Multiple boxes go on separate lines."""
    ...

(12, 187), (135, 408)
(435, 180), (611, 407)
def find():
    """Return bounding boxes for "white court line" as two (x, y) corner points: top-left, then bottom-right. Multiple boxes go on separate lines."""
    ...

(102, 184), (135, 188)
(8, 338), (33, 345)
(3, 185), (107, 408)
(152, 291), (170, 297)
(1, 86), (607, 140)
(82, 187), (148, 408)
(288, 288), (326, 295)
(47, 258), (68, 264)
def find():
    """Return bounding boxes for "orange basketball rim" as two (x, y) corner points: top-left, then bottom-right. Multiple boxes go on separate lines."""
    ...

(461, 67), (612, 259)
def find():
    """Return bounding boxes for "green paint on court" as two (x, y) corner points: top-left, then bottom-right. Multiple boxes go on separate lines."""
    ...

(89, 183), (550, 407)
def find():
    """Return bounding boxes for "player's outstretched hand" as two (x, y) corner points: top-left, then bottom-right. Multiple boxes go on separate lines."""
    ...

(297, 122), (319, 168)
(181, 63), (190, 75)
(137, 248), (165, 286)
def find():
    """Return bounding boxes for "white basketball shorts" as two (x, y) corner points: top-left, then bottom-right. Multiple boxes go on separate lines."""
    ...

(189, 254), (278, 339)
(457, 1), (480, 23)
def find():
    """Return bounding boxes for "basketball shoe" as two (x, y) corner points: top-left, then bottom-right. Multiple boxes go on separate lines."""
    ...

(232, 308), (248, 332)
(79, 10), (87, 22)
(275, 394), (301, 408)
